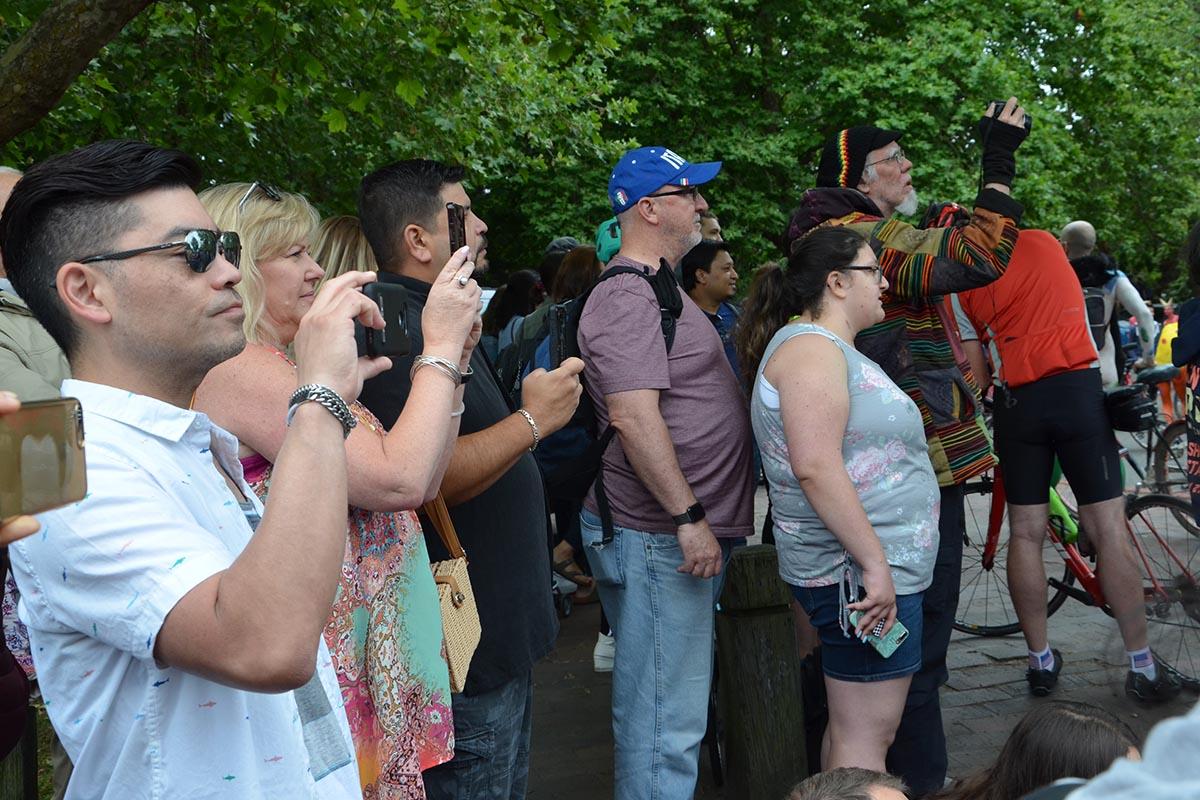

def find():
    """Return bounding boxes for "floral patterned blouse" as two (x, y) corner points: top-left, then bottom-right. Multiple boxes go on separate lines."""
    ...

(750, 322), (940, 595)
(242, 362), (454, 799)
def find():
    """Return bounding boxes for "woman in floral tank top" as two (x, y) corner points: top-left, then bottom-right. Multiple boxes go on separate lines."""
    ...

(737, 227), (939, 774)
(193, 183), (483, 798)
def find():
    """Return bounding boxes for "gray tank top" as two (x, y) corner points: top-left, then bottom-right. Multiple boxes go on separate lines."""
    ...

(750, 322), (939, 595)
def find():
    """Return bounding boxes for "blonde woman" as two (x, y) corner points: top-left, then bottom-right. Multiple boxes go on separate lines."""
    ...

(193, 182), (482, 798)
(314, 214), (378, 289)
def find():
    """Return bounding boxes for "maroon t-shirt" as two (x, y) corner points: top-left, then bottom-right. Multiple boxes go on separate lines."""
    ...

(578, 255), (754, 536)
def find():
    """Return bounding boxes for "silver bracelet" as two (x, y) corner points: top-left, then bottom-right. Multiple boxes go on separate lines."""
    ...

(516, 408), (539, 451)
(410, 354), (464, 386)
(450, 403), (466, 418)
(287, 384), (356, 439)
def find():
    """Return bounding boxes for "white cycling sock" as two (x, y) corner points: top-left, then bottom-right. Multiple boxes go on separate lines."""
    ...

(1128, 647), (1157, 681)
(1029, 645), (1054, 671)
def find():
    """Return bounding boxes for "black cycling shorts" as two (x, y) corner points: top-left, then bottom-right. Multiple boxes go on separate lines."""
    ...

(992, 368), (1123, 506)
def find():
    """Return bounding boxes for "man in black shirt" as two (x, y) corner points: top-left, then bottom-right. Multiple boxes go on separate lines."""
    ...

(358, 159), (584, 799)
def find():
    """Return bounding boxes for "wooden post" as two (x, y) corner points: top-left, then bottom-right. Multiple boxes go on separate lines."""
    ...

(715, 543), (808, 799)
(0, 704), (37, 800)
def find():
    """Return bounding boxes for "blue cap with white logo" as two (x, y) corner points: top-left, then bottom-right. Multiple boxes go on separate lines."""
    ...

(607, 147), (721, 215)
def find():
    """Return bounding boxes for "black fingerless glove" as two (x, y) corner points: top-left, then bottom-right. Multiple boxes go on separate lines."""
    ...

(978, 115), (1029, 186)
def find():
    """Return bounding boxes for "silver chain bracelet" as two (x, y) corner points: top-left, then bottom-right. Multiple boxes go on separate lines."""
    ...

(287, 384), (356, 438)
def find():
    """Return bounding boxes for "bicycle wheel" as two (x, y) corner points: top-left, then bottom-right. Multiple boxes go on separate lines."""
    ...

(955, 476), (1073, 636)
(1125, 494), (1200, 686)
(1151, 421), (1197, 532)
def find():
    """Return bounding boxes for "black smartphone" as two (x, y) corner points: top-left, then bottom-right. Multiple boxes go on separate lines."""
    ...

(355, 282), (411, 358)
(546, 303), (567, 370)
(989, 99), (1032, 131)
(447, 202), (468, 255)
(0, 397), (87, 517)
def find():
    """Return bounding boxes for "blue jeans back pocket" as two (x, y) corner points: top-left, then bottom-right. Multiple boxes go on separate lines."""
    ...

(580, 509), (624, 589)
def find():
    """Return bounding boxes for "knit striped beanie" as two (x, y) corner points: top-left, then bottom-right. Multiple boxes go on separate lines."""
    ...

(816, 126), (904, 188)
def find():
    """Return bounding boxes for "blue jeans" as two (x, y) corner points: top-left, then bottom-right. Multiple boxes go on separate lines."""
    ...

(422, 671), (533, 800)
(714, 536), (746, 607)
(581, 509), (715, 800)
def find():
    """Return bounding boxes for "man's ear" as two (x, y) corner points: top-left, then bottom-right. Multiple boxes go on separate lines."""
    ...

(695, 268), (711, 287)
(403, 222), (436, 266)
(57, 262), (113, 326)
(635, 197), (660, 225)
(856, 173), (874, 195)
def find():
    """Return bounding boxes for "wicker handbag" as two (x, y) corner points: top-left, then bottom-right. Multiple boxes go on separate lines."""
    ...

(422, 493), (481, 693)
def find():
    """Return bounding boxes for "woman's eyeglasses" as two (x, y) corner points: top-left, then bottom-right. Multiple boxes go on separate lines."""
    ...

(843, 264), (884, 282)
(78, 229), (242, 273)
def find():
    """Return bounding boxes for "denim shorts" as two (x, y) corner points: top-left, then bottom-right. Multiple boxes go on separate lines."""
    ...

(790, 583), (924, 683)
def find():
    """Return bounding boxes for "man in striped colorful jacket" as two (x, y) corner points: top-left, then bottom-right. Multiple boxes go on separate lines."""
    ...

(784, 99), (1029, 798)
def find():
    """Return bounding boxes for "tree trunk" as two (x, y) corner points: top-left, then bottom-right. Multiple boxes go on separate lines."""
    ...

(0, 0), (156, 147)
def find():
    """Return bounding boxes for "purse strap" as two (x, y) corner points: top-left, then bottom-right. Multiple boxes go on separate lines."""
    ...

(422, 491), (467, 561)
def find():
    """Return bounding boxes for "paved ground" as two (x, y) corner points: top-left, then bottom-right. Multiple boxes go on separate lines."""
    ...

(528, 477), (1199, 799)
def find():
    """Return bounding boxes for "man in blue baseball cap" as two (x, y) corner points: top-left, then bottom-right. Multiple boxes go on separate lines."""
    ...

(580, 146), (754, 797)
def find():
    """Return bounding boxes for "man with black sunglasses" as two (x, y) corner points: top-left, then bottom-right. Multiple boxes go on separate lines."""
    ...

(783, 100), (1029, 797)
(0, 139), (388, 799)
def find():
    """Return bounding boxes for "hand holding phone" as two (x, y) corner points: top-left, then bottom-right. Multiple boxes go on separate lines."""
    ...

(355, 282), (412, 358)
(0, 396), (87, 519)
(848, 610), (909, 659)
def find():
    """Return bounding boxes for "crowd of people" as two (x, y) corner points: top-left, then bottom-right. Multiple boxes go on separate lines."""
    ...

(0, 92), (1197, 800)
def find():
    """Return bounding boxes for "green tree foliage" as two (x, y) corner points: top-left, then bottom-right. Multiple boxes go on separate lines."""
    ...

(4, 0), (1199, 292)
(489, 0), (1200, 291)
(1, 0), (629, 230)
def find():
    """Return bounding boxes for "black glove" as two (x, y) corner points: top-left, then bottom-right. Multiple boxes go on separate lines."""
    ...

(978, 114), (1029, 187)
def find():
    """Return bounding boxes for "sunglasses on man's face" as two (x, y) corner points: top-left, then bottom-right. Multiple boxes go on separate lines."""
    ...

(647, 186), (700, 201)
(77, 229), (242, 273)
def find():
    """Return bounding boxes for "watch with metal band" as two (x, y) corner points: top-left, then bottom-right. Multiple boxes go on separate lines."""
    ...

(286, 383), (357, 439)
(671, 501), (705, 526)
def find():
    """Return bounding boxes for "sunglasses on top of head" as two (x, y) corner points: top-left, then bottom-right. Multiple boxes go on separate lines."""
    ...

(237, 180), (283, 218)
(77, 229), (242, 274)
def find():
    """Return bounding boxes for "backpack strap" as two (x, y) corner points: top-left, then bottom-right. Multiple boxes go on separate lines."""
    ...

(585, 259), (684, 542)
(593, 260), (683, 353)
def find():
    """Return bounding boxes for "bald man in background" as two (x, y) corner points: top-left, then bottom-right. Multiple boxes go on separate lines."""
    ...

(1059, 219), (1096, 259)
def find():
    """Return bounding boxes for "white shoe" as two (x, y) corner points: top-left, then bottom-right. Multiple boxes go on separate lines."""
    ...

(593, 631), (615, 673)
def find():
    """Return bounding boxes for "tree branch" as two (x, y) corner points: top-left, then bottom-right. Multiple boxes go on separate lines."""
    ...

(0, 0), (155, 147)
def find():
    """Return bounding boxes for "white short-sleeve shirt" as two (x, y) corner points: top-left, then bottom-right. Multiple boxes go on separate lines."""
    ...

(10, 380), (361, 800)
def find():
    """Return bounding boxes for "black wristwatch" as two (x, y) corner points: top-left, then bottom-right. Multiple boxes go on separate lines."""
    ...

(671, 501), (705, 526)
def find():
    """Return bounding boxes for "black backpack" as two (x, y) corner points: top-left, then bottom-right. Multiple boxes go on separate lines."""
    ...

(538, 259), (683, 542)
(1071, 254), (1117, 351)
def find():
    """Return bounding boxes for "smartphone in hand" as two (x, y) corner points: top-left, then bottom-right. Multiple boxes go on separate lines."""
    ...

(355, 282), (412, 358)
(546, 303), (567, 371)
(848, 610), (909, 659)
(0, 398), (87, 517)
(447, 203), (468, 256)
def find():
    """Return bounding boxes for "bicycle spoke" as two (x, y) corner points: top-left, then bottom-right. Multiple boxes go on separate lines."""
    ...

(1126, 494), (1200, 684)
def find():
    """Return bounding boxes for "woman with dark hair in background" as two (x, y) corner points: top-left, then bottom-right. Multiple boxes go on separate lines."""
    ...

(736, 226), (938, 772)
(929, 701), (1139, 800)
(480, 268), (545, 361)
